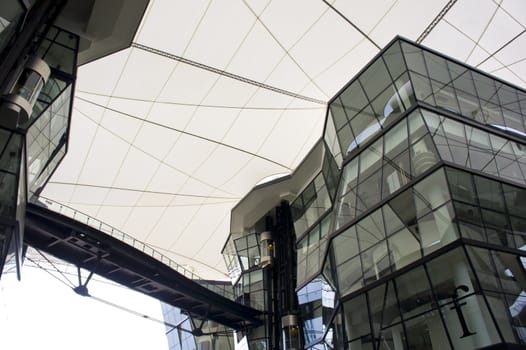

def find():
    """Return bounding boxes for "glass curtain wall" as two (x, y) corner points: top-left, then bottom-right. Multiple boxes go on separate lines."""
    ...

(294, 37), (526, 350)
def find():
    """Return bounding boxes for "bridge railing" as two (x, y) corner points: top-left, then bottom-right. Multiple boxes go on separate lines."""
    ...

(33, 196), (235, 300)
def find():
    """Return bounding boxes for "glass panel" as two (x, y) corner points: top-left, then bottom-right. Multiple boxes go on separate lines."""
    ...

(395, 265), (434, 320)
(335, 190), (357, 230)
(371, 85), (402, 121)
(511, 216), (526, 248)
(505, 292), (526, 344)
(0, 1), (25, 54)
(356, 209), (385, 251)
(484, 291), (521, 344)
(348, 336), (373, 350)
(343, 294), (371, 342)
(42, 42), (75, 75)
(455, 201), (482, 225)
(440, 294), (501, 349)
(330, 99), (348, 134)
(362, 241), (390, 285)
(298, 276), (336, 345)
(424, 51), (451, 85)
(503, 183), (526, 218)
(350, 106), (380, 150)
(402, 43), (427, 76)
(333, 226), (359, 264)
(431, 81), (460, 114)
(339, 81), (369, 120)
(55, 30), (77, 49)
(445, 167), (476, 204)
(330, 102), (349, 130)
(382, 280), (402, 328)
(356, 169), (382, 215)
(338, 124), (355, 156)
(411, 135), (438, 177)
(382, 150), (411, 198)
(413, 168), (450, 217)
(472, 71), (499, 102)
(410, 72), (435, 103)
(393, 74), (416, 114)
(292, 172), (332, 236)
(368, 283), (386, 342)
(389, 228), (421, 270)
(466, 126), (494, 172)
(383, 41), (406, 80)
(449, 62), (476, 96)
(405, 311), (452, 349)
(382, 205), (405, 236)
(325, 310), (345, 349)
(426, 247), (478, 301)
(408, 109), (428, 143)
(325, 110), (343, 167)
(337, 254), (363, 296)
(384, 119), (408, 158)
(442, 117), (468, 164)
(465, 246), (499, 292)
(359, 138), (383, 178)
(389, 188), (419, 234)
(377, 326), (406, 350)
(457, 90), (482, 122)
(360, 58), (391, 101)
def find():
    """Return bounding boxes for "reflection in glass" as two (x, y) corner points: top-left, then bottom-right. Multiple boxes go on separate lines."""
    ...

(298, 276), (336, 346)
(343, 294), (371, 342)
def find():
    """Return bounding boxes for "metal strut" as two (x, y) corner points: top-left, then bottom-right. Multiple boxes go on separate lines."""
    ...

(73, 254), (101, 296)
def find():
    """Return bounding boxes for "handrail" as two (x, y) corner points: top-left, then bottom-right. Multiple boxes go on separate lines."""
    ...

(31, 196), (234, 300)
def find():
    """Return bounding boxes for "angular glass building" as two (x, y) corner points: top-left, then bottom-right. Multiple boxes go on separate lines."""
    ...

(0, 0), (78, 278)
(223, 37), (526, 349)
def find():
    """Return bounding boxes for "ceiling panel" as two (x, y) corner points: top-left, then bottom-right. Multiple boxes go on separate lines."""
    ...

(369, 0), (450, 46)
(183, 0), (256, 69)
(42, 0), (526, 280)
(112, 48), (175, 100)
(259, 0), (328, 50)
(226, 21), (287, 84)
(134, 0), (210, 56)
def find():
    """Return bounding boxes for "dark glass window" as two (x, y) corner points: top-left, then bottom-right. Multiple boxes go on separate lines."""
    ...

(446, 167), (477, 204)
(395, 265), (434, 320)
(360, 58), (391, 101)
(337, 254), (363, 296)
(342, 293), (371, 342)
(383, 41), (406, 80)
(388, 228), (421, 270)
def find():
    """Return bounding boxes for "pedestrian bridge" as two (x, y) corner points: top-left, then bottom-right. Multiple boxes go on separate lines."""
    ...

(23, 199), (262, 330)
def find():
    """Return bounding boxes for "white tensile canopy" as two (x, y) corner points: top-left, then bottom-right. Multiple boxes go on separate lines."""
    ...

(42, 0), (526, 279)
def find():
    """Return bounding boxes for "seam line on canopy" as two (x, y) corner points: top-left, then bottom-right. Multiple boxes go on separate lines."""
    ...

(131, 42), (326, 105)
(241, 0), (330, 99)
(53, 200), (237, 208)
(77, 96), (293, 171)
(321, 0), (381, 50)
(76, 90), (325, 111)
(476, 29), (526, 68)
(47, 181), (241, 200)
(443, 18), (526, 86)
(465, 2), (500, 63)
(416, 0), (458, 44)
(73, 105), (239, 196)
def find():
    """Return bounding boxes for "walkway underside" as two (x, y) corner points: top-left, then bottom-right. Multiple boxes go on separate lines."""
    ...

(23, 203), (262, 330)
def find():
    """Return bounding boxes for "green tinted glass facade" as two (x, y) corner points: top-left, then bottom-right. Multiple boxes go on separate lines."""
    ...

(305, 38), (526, 349)
(225, 37), (526, 350)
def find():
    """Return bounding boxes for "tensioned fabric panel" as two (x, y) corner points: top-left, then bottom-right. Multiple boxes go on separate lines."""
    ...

(42, 0), (526, 279)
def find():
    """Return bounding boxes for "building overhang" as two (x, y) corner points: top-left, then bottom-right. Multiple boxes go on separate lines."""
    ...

(229, 139), (326, 238)
(55, 0), (149, 65)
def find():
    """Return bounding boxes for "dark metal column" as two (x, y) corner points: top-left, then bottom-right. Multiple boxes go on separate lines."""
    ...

(267, 200), (299, 349)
